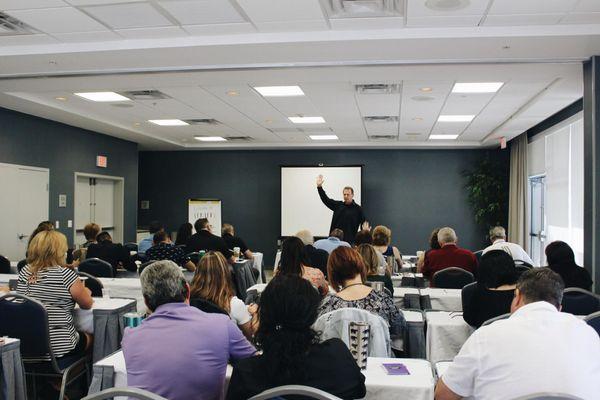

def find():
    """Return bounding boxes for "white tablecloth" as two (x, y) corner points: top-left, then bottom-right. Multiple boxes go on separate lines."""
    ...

(75, 298), (137, 334)
(0, 274), (17, 286)
(393, 287), (420, 309)
(91, 352), (434, 400)
(425, 311), (474, 364)
(98, 278), (145, 313)
(420, 288), (462, 311)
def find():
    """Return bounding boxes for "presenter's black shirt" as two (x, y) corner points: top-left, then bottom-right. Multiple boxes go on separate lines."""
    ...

(317, 186), (365, 244)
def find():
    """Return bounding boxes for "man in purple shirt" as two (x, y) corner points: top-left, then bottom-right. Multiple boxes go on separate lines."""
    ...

(122, 260), (256, 400)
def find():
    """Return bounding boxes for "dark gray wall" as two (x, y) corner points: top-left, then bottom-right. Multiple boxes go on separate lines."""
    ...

(139, 149), (509, 267)
(0, 107), (138, 246)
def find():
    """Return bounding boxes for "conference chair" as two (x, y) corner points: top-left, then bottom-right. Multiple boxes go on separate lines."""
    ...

(82, 387), (168, 400)
(514, 260), (534, 269)
(561, 288), (600, 315)
(78, 271), (104, 297)
(461, 282), (477, 315)
(249, 385), (343, 400)
(480, 313), (511, 327)
(0, 293), (89, 400)
(79, 258), (114, 278)
(138, 260), (157, 274)
(232, 260), (257, 302)
(511, 393), (584, 400)
(123, 242), (138, 253)
(0, 255), (10, 273)
(584, 310), (600, 337)
(17, 259), (27, 272)
(473, 250), (483, 264)
(189, 298), (228, 315)
(432, 268), (474, 289)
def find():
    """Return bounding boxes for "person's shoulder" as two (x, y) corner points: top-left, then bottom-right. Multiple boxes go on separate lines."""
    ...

(314, 338), (350, 354)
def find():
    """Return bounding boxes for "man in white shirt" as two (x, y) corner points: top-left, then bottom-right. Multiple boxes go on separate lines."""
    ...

(435, 268), (600, 400)
(482, 226), (534, 266)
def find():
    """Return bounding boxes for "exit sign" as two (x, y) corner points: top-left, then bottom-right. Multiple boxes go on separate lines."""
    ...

(96, 155), (107, 168)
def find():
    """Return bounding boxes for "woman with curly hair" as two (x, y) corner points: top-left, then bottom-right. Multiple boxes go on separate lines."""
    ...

(226, 274), (365, 400)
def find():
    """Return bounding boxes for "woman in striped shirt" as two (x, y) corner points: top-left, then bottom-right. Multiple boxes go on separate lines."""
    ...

(17, 230), (94, 358)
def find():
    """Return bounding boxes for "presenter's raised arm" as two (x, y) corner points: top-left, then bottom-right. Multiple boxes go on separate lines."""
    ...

(316, 176), (338, 211)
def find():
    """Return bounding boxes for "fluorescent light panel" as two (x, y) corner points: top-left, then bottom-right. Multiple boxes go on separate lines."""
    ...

(310, 135), (338, 140)
(438, 115), (474, 122)
(452, 82), (503, 93)
(74, 92), (130, 102)
(430, 134), (459, 140)
(194, 136), (227, 142)
(289, 116), (325, 124)
(148, 119), (189, 126)
(254, 86), (304, 97)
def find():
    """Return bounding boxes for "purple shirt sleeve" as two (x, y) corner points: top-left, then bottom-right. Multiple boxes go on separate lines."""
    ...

(227, 319), (256, 360)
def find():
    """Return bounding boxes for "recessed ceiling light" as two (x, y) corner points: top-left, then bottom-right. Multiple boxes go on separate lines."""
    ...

(412, 117), (423, 121)
(309, 135), (338, 141)
(133, 122), (141, 126)
(452, 82), (504, 93)
(438, 115), (474, 122)
(74, 92), (130, 102)
(226, 90), (239, 96)
(194, 136), (227, 142)
(148, 119), (189, 126)
(254, 86), (305, 97)
(55, 96), (67, 101)
(430, 134), (459, 140)
(289, 116), (326, 124)
(420, 87), (433, 92)
(264, 119), (273, 124)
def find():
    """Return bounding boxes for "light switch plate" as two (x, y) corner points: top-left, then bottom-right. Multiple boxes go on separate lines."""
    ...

(58, 194), (67, 208)
(55, 220), (60, 229)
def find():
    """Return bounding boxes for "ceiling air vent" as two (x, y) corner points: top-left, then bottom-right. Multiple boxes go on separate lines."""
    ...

(355, 84), (401, 95)
(120, 90), (171, 100)
(184, 118), (221, 125)
(226, 136), (254, 142)
(0, 12), (36, 35)
(323, 0), (405, 18)
(369, 135), (398, 141)
(364, 116), (398, 123)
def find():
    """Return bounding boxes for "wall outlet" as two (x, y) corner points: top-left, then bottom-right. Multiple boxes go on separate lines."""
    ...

(55, 220), (60, 229)
(67, 220), (73, 228)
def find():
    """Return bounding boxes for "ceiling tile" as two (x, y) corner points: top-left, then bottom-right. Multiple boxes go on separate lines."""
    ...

(158, 0), (245, 25)
(488, 0), (579, 15)
(0, 0), (66, 10)
(561, 12), (600, 25)
(116, 26), (187, 39)
(484, 14), (563, 26)
(365, 121), (398, 135)
(574, 0), (600, 13)
(406, 15), (482, 27)
(356, 93), (401, 116)
(6, 7), (109, 33)
(236, 0), (325, 22)
(53, 30), (121, 42)
(408, 0), (489, 17)
(182, 22), (255, 36)
(82, 3), (173, 30)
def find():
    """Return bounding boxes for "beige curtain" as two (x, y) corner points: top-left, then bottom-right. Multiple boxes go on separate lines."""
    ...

(508, 133), (529, 250)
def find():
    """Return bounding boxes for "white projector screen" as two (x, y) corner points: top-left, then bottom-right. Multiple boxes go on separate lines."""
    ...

(281, 166), (362, 237)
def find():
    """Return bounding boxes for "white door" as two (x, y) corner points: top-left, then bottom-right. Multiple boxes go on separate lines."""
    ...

(94, 178), (115, 238)
(529, 176), (546, 267)
(0, 164), (49, 261)
(74, 176), (93, 245)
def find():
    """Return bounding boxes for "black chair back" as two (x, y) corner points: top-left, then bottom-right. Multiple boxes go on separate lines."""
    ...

(79, 258), (114, 278)
(78, 271), (104, 297)
(0, 293), (55, 362)
(432, 267), (474, 289)
(514, 260), (534, 269)
(474, 250), (483, 264)
(190, 298), (228, 315)
(0, 255), (10, 273)
(139, 260), (157, 274)
(461, 281), (477, 311)
(561, 288), (600, 315)
(17, 259), (27, 272)
(481, 313), (511, 327)
(124, 242), (138, 252)
(515, 265), (531, 277)
(584, 311), (600, 337)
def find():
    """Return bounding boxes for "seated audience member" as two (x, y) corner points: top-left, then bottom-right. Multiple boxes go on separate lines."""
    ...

(122, 260), (255, 400)
(357, 244), (394, 295)
(26, 220), (54, 257)
(145, 231), (195, 272)
(546, 241), (593, 291)
(17, 231), (94, 360)
(314, 228), (351, 254)
(86, 231), (137, 275)
(186, 218), (234, 263)
(463, 250), (518, 328)
(190, 251), (254, 338)
(227, 275), (366, 400)
(138, 220), (163, 253)
(372, 225), (403, 271)
(422, 227), (477, 284)
(435, 268), (600, 400)
(277, 237), (328, 296)
(482, 226), (534, 265)
(174, 222), (193, 246)
(354, 229), (386, 268)
(417, 228), (441, 270)
(74, 222), (101, 261)
(222, 223), (253, 259)
(319, 247), (405, 337)
(296, 229), (329, 277)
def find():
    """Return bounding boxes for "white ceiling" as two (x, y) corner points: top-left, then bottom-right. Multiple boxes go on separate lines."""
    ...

(0, 0), (597, 150)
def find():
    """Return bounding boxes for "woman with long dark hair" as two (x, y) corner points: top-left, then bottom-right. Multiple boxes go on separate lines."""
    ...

(277, 236), (328, 295)
(226, 275), (365, 400)
(174, 222), (193, 246)
(546, 241), (592, 291)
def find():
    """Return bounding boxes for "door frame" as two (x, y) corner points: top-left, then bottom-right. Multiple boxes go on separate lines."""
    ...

(73, 172), (125, 244)
(528, 174), (547, 266)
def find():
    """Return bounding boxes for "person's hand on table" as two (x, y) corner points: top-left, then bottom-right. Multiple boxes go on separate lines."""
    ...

(316, 174), (324, 187)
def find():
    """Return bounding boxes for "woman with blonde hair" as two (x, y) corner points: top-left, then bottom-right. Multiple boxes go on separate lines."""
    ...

(189, 251), (254, 338)
(357, 243), (394, 295)
(17, 230), (94, 359)
(372, 225), (402, 271)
